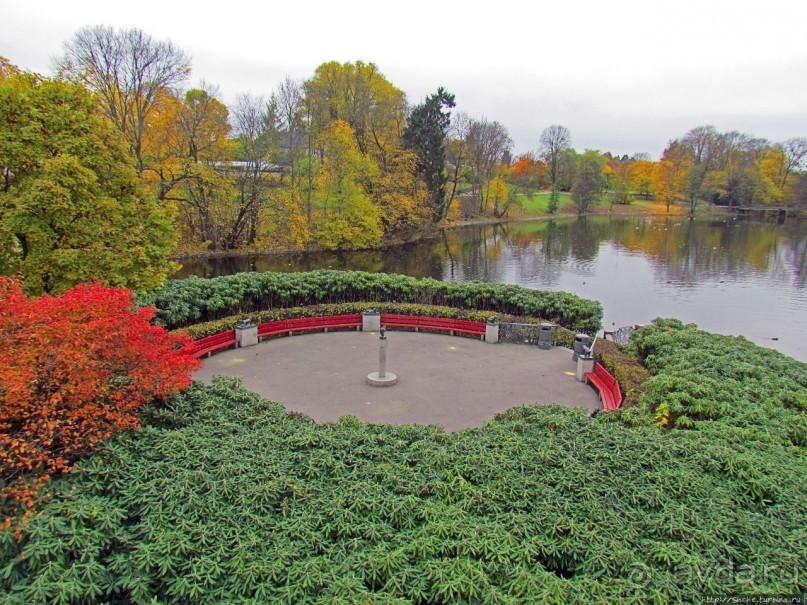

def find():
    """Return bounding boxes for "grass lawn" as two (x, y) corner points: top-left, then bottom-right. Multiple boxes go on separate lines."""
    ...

(511, 191), (725, 218)
(513, 191), (575, 215)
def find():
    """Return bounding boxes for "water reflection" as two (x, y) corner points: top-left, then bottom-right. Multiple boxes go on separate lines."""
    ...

(172, 217), (807, 360)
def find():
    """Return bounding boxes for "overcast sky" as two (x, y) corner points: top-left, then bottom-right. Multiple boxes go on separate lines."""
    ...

(2, 0), (806, 158)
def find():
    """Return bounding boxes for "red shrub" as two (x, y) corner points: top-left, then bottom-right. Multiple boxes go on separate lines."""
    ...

(0, 277), (200, 527)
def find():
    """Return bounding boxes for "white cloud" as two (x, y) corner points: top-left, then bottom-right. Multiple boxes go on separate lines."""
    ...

(2, 0), (806, 159)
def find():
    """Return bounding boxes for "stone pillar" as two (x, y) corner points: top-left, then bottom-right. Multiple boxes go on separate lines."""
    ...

(362, 309), (381, 332)
(576, 355), (595, 382)
(236, 318), (258, 348)
(485, 317), (499, 343)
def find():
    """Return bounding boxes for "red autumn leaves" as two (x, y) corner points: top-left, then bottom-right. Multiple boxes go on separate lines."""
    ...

(0, 277), (199, 527)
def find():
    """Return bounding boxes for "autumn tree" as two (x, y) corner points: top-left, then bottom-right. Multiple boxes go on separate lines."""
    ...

(142, 86), (235, 250)
(539, 124), (572, 213)
(780, 138), (807, 189)
(402, 87), (456, 222)
(57, 25), (191, 171)
(653, 159), (683, 212)
(489, 171), (516, 218)
(231, 93), (306, 250)
(571, 150), (605, 214)
(0, 277), (199, 526)
(312, 120), (381, 249)
(303, 61), (429, 242)
(703, 131), (770, 207)
(445, 112), (473, 215)
(761, 138), (807, 200)
(679, 125), (718, 212)
(304, 61), (407, 162)
(507, 153), (549, 194)
(793, 173), (807, 208)
(630, 158), (656, 199)
(0, 72), (176, 294)
(272, 76), (304, 188)
(0, 56), (19, 78)
(465, 117), (512, 213)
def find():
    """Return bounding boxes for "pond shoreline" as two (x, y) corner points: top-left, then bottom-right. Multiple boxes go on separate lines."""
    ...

(169, 203), (732, 261)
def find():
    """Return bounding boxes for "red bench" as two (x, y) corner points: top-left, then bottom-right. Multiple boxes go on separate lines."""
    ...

(380, 314), (486, 340)
(192, 330), (237, 358)
(196, 314), (483, 360)
(257, 315), (363, 340)
(453, 318), (486, 337)
(258, 319), (289, 340)
(584, 362), (623, 412)
(286, 314), (361, 335)
(380, 314), (420, 330)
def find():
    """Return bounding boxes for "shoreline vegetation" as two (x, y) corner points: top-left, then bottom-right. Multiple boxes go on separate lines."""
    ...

(4, 35), (805, 291)
(168, 197), (738, 261)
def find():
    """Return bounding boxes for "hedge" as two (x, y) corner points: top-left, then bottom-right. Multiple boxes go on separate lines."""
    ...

(139, 270), (602, 334)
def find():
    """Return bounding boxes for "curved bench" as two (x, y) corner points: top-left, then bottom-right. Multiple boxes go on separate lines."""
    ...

(258, 315), (362, 340)
(381, 314), (486, 339)
(584, 362), (623, 412)
(193, 314), (486, 360)
(191, 330), (237, 358)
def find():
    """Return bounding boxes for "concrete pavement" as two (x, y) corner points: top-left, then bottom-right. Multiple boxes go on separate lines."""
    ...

(193, 330), (600, 432)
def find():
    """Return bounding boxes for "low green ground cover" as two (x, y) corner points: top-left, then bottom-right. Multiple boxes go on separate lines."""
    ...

(2, 320), (804, 604)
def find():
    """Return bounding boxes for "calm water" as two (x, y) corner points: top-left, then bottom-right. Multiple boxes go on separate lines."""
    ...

(174, 216), (807, 361)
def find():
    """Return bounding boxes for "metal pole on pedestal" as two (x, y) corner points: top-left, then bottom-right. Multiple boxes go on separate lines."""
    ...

(379, 327), (387, 378)
(366, 326), (397, 386)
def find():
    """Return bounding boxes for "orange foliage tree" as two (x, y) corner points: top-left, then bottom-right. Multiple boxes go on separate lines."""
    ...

(0, 277), (199, 527)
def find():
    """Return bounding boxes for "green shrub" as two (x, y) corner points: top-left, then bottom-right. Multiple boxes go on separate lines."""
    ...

(139, 270), (603, 334)
(620, 319), (807, 447)
(2, 380), (804, 604)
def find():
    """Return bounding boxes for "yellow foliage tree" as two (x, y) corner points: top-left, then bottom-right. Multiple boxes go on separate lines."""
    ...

(312, 120), (382, 250)
(255, 187), (309, 251)
(652, 160), (683, 212)
(630, 160), (656, 199)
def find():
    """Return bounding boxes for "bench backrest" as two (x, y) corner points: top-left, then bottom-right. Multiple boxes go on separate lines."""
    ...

(454, 319), (486, 332)
(196, 331), (236, 347)
(594, 362), (623, 406)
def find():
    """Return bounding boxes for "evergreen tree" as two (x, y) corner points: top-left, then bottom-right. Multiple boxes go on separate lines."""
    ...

(402, 87), (456, 222)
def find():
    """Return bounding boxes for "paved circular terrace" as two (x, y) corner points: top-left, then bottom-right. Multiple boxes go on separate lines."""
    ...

(193, 330), (601, 432)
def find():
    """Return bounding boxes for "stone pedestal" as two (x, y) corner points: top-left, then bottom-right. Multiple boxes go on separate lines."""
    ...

(362, 310), (381, 332)
(576, 355), (595, 382)
(366, 371), (398, 386)
(236, 320), (258, 348)
(485, 319), (499, 344)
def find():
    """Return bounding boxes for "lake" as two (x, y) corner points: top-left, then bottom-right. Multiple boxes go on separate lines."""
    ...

(173, 216), (807, 361)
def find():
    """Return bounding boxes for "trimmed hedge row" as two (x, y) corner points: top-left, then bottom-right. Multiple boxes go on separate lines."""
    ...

(140, 270), (602, 334)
